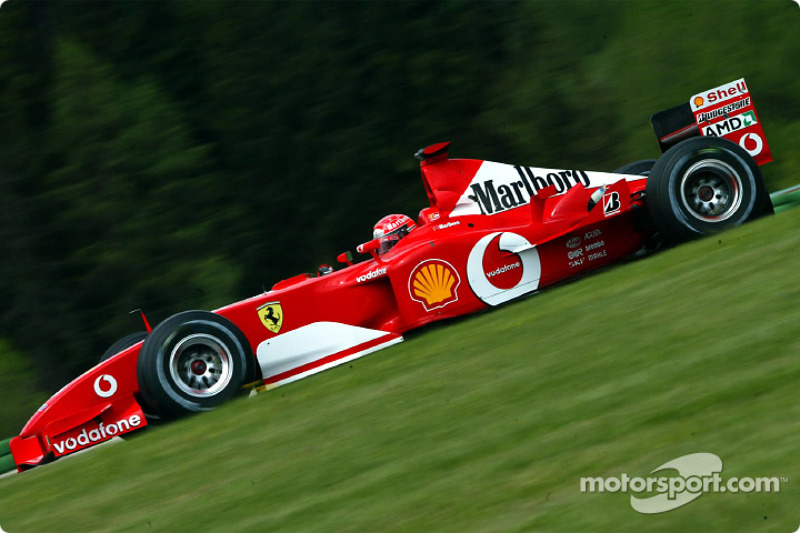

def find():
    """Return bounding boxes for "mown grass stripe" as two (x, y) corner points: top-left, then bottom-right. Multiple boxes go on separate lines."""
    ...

(0, 454), (15, 475)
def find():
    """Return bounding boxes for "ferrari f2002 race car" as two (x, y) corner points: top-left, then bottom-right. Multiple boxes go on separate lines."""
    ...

(7, 78), (774, 471)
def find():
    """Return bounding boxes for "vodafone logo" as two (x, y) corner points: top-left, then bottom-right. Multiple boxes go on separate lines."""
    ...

(356, 267), (387, 283)
(467, 232), (541, 306)
(94, 374), (118, 398)
(480, 234), (523, 290)
(52, 414), (142, 455)
(739, 132), (763, 156)
(485, 261), (521, 281)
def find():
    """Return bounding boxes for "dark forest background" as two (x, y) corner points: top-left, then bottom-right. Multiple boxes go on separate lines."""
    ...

(1, 0), (798, 435)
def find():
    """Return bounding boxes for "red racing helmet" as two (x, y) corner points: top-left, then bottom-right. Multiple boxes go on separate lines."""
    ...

(373, 214), (417, 254)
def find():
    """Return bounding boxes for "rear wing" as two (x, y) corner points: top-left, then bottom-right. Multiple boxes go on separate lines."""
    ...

(651, 78), (772, 165)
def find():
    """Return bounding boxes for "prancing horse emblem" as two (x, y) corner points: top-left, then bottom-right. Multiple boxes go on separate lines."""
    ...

(258, 302), (283, 334)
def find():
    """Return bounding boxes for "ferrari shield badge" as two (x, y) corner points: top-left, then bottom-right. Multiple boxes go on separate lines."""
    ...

(258, 302), (283, 333)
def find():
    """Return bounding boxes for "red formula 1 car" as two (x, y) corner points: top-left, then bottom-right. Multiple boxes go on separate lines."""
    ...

(8, 79), (773, 471)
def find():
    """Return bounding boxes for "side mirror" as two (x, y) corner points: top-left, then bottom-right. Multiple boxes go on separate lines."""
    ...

(337, 251), (354, 266)
(356, 238), (381, 258)
(357, 234), (399, 261)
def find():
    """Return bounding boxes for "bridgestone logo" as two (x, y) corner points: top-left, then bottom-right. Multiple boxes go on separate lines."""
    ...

(486, 262), (521, 278)
(52, 414), (142, 455)
(697, 97), (750, 123)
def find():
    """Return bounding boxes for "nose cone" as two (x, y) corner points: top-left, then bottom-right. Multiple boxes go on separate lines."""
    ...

(19, 400), (49, 437)
(12, 340), (146, 469)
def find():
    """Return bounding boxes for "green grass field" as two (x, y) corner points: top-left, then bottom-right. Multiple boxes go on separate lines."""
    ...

(1, 208), (798, 532)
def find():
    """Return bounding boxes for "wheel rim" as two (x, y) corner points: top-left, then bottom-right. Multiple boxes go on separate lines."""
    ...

(169, 333), (233, 398)
(679, 159), (743, 222)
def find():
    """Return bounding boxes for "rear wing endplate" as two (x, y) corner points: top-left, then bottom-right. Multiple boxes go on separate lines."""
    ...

(651, 78), (772, 165)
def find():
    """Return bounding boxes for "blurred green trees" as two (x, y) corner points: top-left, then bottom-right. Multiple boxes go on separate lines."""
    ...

(0, 341), (48, 436)
(0, 0), (798, 415)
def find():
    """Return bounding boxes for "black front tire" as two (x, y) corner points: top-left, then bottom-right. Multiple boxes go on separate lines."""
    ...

(98, 331), (163, 425)
(99, 331), (148, 364)
(136, 311), (255, 420)
(646, 137), (770, 243)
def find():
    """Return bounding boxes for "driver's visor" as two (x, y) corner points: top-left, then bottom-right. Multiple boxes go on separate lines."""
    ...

(378, 233), (403, 254)
(378, 224), (412, 254)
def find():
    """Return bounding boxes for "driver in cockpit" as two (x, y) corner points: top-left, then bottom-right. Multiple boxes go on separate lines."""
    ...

(372, 214), (417, 254)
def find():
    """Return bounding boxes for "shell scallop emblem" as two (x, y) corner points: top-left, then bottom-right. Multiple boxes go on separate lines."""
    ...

(408, 259), (461, 312)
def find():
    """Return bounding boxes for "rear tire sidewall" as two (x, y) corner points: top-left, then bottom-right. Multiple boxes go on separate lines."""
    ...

(137, 311), (254, 419)
(646, 137), (767, 242)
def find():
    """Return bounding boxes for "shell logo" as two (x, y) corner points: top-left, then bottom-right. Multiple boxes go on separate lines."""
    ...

(693, 96), (704, 108)
(408, 259), (460, 312)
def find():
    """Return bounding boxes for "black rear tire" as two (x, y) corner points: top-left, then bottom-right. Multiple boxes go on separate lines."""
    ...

(99, 331), (148, 364)
(614, 159), (656, 176)
(646, 137), (770, 243)
(136, 311), (255, 420)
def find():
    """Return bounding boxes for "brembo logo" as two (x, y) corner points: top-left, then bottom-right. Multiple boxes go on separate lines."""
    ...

(52, 414), (142, 455)
(356, 267), (387, 283)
